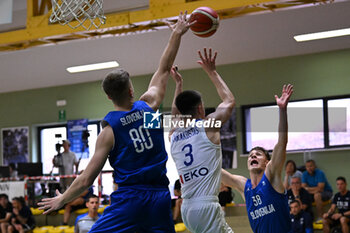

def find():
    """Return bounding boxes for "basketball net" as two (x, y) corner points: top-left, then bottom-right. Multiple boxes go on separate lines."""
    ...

(50, 0), (106, 30)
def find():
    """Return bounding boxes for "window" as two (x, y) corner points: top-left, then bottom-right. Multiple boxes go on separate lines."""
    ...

(40, 126), (67, 174)
(287, 100), (324, 151)
(244, 99), (324, 152)
(77, 124), (112, 172)
(328, 98), (350, 146)
(243, 95), (350, 153)
(38, 120), (177, 196)
(39, 122), (105, 175)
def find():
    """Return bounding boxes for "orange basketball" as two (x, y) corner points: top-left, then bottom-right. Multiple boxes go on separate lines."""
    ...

(189, 7), (219, 38)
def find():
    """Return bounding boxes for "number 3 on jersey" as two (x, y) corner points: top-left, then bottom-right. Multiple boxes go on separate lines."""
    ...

(129, 126), (153, 153)
(182, 144), (193, 166)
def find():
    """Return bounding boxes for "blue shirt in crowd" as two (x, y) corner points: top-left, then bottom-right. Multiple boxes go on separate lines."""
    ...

(302, 168), (332, 192)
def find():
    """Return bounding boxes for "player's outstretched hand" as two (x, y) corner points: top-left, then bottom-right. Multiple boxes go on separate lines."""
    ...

(197, 48), (217, 74)
(37, 189), (64, 215)
(275, 84), (293, 109)
(170, 66), (183, 84)
(166, 11), (195, 35)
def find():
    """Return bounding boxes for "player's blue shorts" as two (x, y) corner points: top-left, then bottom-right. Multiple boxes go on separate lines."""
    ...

(89, 185), (175, 233)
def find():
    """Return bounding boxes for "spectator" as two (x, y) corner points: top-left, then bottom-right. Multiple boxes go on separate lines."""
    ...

(287, 176), (313, 218)
(219, 183), (233, 211)
(322, 176), (350, 233)
(75, 195), (101, 233)
(0, 194), (13, 225)
(9, 163), (18, 179)
(173, 179), (182, 224)
(290, 200), (313, 233)
(6, 197), (35, 233)
(53, 140), (79, 192)
(302, 159), (333, 222)
(62, 186), (93, 225)
(284, 160), (303, 190)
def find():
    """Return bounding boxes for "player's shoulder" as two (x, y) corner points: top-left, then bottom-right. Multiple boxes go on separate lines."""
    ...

(333, 192), (341, 199)
(133, 100), (145, 107)
(302, 210), (312, 220)
(134, 100), (153, 111)
(346, 190), (350, 197)
(244, 178), (252, 190)
(300, 187), (308, 194)
(76, 212), (89, 223)
(69, 151), (76, 156)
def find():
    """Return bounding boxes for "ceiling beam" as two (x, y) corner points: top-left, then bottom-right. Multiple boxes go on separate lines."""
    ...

(0, 0), (333, 51)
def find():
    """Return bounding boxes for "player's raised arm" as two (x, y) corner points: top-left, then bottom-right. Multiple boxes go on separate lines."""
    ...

(266, 84), (293, 191)
(140, 12), (194, 110)
(221, 169), (247, 200)
(168, 66), (183, 139)
(38, 126), (114, 214)
(170, 66), (183, 117)
(198, 48), (235, 125)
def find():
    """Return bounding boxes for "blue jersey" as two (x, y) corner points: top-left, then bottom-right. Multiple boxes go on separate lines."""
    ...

(244, 173), (292, 233)
(102, 100), (169, 187)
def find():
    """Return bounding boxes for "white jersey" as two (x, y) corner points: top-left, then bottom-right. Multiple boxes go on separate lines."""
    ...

(170, 122), (222, 199)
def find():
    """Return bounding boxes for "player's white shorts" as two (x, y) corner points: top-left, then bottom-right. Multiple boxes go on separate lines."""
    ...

(181, 196), (234, 233)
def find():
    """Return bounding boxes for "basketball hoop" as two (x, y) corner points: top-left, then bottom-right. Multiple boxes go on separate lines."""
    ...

(50, 0), (106, 30)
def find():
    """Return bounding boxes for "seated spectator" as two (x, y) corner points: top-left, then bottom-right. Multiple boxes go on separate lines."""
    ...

(75, 195), (101, 233)
(287, 177), (313, 218)
(0, 194), (13, 225)
(322, 176), (350, 233)
(302, 159), (333, 222)
(62, 186), (93, 225)
(6, 197), (35, 233)
(173, 179), (182, 224)
(219, 183), (233, 211)
(284, 160), (303, 190)
(290, 200), (313, 233)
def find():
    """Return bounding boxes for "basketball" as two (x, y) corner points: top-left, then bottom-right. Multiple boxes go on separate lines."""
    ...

(189, 7), (219, 38)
